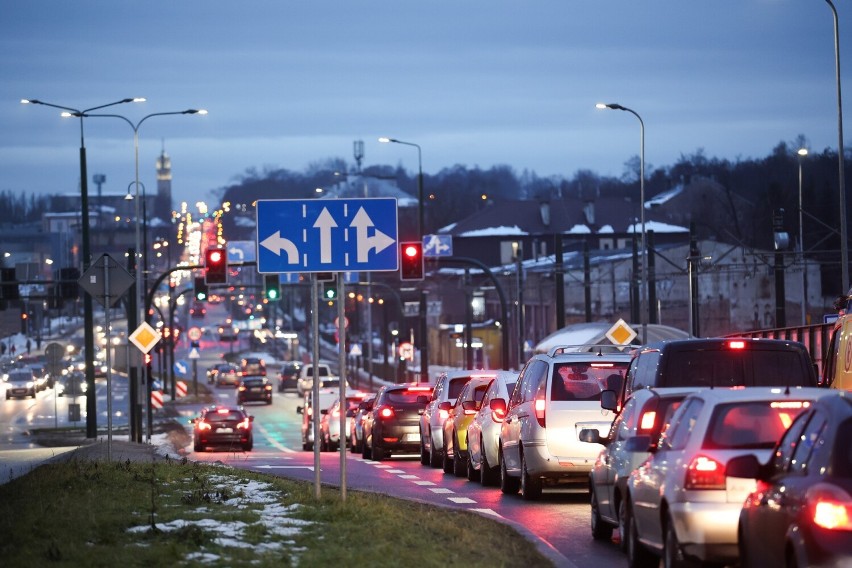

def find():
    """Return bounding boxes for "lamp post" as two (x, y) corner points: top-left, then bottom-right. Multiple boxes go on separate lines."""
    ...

(378, 137), (428, 380)
(824, 0), (848, 293)
(84, 108), (206, 441)
(21, 97), (143, 439)
(798, 147), (809, 325)
(596, 102), (647, 343)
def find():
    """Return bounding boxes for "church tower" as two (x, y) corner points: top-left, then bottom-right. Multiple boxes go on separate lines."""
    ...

(155, 143), (172, 223)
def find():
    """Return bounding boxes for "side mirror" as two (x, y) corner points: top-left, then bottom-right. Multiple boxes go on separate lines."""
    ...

(462, 400), (478, 412)
(248, 415), (254, 422)
(600, 389), (619, 412)
(296, 406), (303, 414)
(624, 435), (652, 453)
(438, 401), (452, 411)
(320, 408), (328, 415)
(579, 428), (606, 446)
(726, 454), (764, 480)
(489, 398), (507, 414)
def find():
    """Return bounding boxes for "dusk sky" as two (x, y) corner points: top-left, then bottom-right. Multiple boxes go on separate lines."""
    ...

(2, 1), (850, 207)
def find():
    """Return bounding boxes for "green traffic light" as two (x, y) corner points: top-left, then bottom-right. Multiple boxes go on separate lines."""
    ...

(268, 289), (279, 300)
(324, 286), (336, 300)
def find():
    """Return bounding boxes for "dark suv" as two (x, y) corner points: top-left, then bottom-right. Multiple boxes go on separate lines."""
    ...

(619, 337), (819, 406)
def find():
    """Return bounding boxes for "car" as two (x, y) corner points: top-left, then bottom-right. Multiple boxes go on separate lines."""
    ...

(442, 375), (496, 477)
(237, 375), (273, 405)
(349, 394), (377, 454)
(57, 371), (88, 397)
(206, 362), (230, 384)
(28, 364), (51, 391)
(499, 346), (630, 499)
(189, 301), (206, 319)
(619, 337), (819, 407)
(215, 364), (241, 387)
(466, 371), (519, 485)
(217, 322), (239, 342)
(362, 383), (432, 461)
(625, 386), (836, 568)
(728, 391), (852, 568)
(297, 361), (334, 396)
(240, 355), (268, 376)
(297, 388), (339, 451)
(578, 387), (696, 547)
(277, 361), (302, 392)
(191, 405), (254, 452)
(419, 370), (479, 468)
(319, 392), (371, 451)
(5, 368), (37, 399)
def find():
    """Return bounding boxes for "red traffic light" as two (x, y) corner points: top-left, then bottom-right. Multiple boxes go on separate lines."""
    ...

(205, 247), (228, 284)
(400, 241), (424, 281)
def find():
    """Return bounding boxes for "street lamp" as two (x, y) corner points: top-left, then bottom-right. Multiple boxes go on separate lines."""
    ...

(379, 136), (428, 380)
(798, 147), (809, 325)
(21, 96), (144, 439)
(824, 0), (848, 293)
(596, 102), (647, 343)
(81, 107), (207, 442)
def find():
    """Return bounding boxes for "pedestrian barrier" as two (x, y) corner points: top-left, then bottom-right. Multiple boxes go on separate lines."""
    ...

(151, 389), (163, 409)
(176, 380), (188, 398)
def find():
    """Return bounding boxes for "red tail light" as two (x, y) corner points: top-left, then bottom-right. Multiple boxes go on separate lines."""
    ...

(639, 411), (656, 432)
(438, 408), (449, 422)
(728, 340), (746, 349)
(238, 385), (246, 392)
(379, 406), (395, 419)
(464, 406), (477, 416)
(685, 455), (726, 490)
(534, 397), (546, 427)
(811, 485), (852, 530)
(264, 385), (272, 391)
(197, 420), (212, 431)
(332, 408), (340, 417)
(237, 418), (251, 430)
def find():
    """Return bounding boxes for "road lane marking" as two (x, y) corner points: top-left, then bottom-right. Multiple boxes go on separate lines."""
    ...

(398, 474), (419, 479)
(448, 497), (476, 504)
(255, 465), (315, 471)
(386, 469), (405, 473)
(252, 423), (296, 453)
(471, 508), (502, 518)
(429, 488), (454, 494)
(413, 480), (435, 486)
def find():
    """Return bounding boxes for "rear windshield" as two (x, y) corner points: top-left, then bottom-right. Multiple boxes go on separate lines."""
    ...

(448, 377), (469, 399)
(551, 362), (629, 401)
(306, 367), (330, 377)
(385, 389), (430, 405)
(835, 419), (852, 478)
(705, 400), (811, 450)
(665, 349), (812, 388)
(242, 378), (266, 387)
(205, 410), (245, 423)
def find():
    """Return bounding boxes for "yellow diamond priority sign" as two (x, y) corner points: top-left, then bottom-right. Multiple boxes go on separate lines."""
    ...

(129, 322), (162, 354)
(606, 318), (637, 348)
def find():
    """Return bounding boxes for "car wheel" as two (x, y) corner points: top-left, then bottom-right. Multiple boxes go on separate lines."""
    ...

(618, 498), (629, 552)
(419, 430), (430, 466)
(480, 441), (499, 486)
(362, 436), (372, 460)
(372, 439), (384, 461)
(31, 392), (36, 399)
(466, 450), (478, 481)
(499, 447), (520, 495)
(429, 432), (442, 468)
(627, 504), (657, 568)
(520, 450), (542, 500)
(591, 486), (614, 541)
(442, 442), (454, 473)
(663, 514), (692, 568)
(243, 438), (253, 451)
(453, 434), (466, 477)
(193, 439), (203, 453)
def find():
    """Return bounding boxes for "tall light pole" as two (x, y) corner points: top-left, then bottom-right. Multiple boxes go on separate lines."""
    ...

(22, 97), (143, 439)
(798, 147), (809, 325)
(379, 137), (429, 380)
(596, 102), (647, 343)
(824, 0), (848, 293)
(82, 108), (206, 442)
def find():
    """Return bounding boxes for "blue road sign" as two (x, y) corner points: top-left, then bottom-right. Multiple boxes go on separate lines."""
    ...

(256, 198), (399, 273)
(227, 240), (256, 263)
(423, 234), (453, 257)
(174, 360), (189, 377)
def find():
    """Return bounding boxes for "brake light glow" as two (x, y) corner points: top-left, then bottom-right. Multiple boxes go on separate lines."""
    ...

(216, 408), (230, 414)
(237, 418), (251, 430)
(439, 408), (449, 422)
(197, 421), (212, 431)
(728, 340), (746, 349)
(534, 397), (546, 427)
(406, 386), (432, 392)
(770, 401), (809, 409)
(491, 407), (506, 423)
(685, 455), (726, 490)
(464, 405), (477, 416)
(813, 499), (852, 530)
(379, 406), (394, 419)
(639, 411), (657, 432)
(589, 363), (616, 368)
(332, 408), (340, 417)
(238, 385), (246, 392)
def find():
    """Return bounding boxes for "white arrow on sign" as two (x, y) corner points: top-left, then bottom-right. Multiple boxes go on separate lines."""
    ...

(259, 231), (299, 264)
(313, 208), (337, 264)
(351, 207), (395, 263)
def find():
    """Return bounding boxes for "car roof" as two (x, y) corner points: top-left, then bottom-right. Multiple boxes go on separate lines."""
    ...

(681, 386), (835, 404)
(637, 337), (809, 352)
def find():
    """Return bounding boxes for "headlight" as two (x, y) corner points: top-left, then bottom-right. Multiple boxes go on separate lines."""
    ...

(26, 382), (34, 388)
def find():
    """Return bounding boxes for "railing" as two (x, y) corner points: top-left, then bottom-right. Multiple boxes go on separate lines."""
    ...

(725, 322), (835, 377)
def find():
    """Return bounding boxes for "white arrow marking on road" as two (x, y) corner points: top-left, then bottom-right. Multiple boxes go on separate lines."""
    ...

(259, 231), (299, 264)
(313, 208), (337, 264)
(351, 207), (395, 262)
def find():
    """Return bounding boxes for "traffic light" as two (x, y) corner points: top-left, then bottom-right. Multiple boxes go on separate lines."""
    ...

(264, 274), (281, 301)
(0, 267), (19, 301)
(58, 267), (80, 300)
(205, 247), (228, 284)
(400, 241), (424, 281)
(323, 282), (338, 300)
(194, 276), (208, 302)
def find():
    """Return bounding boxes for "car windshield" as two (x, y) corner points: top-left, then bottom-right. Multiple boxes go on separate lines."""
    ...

(205, 410), (245, 422)
(551, 362), (628, 401)
(705, 400), (812, 450)
(7, 371), (33, 382)
(385, 388), (430, 404)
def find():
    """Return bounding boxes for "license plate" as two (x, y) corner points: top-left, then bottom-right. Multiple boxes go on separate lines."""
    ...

(250, 387), (260, 392)
(403, 433), (420, 442)
(216, 427), (233, 434)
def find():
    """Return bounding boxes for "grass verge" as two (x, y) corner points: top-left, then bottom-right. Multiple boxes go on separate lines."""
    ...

(0, 456), (553, 567)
